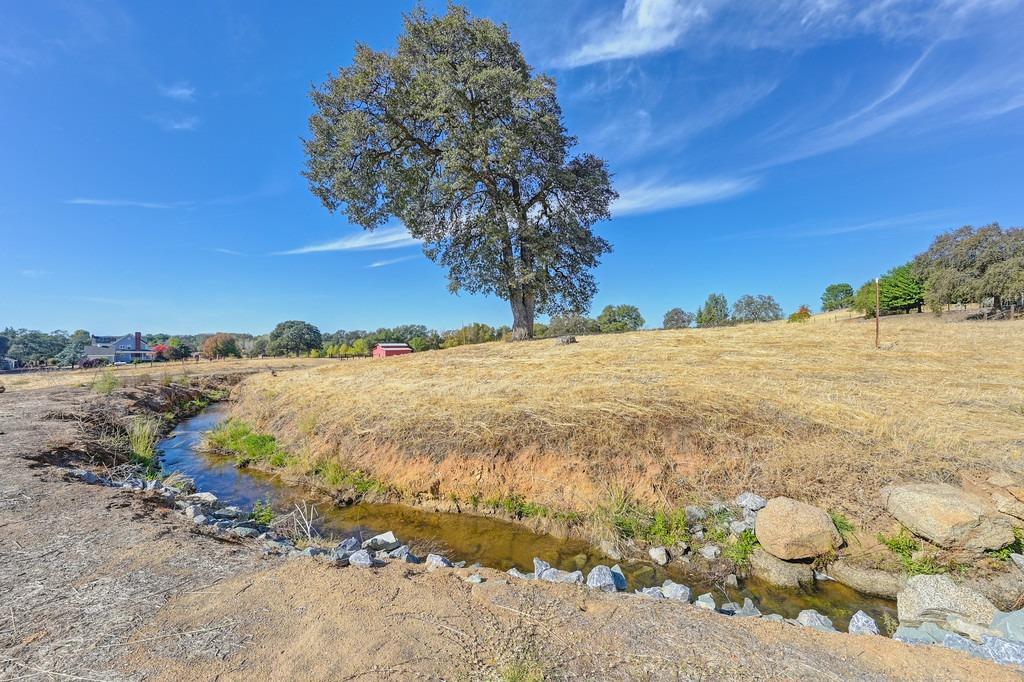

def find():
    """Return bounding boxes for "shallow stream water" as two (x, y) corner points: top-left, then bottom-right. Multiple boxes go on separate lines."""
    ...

(159, 404), (897, 630)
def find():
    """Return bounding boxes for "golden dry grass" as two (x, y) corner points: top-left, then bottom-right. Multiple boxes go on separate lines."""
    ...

(0, 357), (333, 392)
(231, 314), (1024, 520)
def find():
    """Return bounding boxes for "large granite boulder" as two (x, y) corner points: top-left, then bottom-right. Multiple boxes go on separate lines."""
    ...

(881, 483), (1014, 551)
(897, 574), (998, 626)
(755, 497), (842, 560)
(828, 560), (905, 599)
(749, 548), (814, 588)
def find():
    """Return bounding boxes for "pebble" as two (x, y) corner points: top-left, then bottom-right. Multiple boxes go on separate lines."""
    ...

(187, 492), (218, 506)
(662, 580), (691, 602)
(230, 526), (259, 538)
(636, 586), (665, 600)
(539, 568), (583, 584)
(685, 506), (706, 522)
(349, 549), (375, 568)
(797, 609), (837, 632)
(699, 545), (721, 560)
(720, 601), (739, 615)
(649, 546), (669, 566)
(362, 531), (401, 552)
(69, 469), (102, 484)
(695, 593), (716, 610)
(426, 553), (454, 570)
(736, 492), (767, 511)
(464, 573), (484, 584)
(724, 573), (738, 588)
(734, 598), (761, 618)
(507, 567), (533, 580)
(610, 564), (628, 591)
(533, 557), (551, 576)
(848, 610), (879, 635)
(586, 565), (618, 592)
(191, 514), (208, 525)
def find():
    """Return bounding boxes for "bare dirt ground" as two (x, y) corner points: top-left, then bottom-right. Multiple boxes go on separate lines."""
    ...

(1, 385), (1019, 681)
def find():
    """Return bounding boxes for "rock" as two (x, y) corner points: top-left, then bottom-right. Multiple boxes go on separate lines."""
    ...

(649, 546), (669, 566)
(388, 545), (412, 560)
(426, 553), (454, 570)
(571, 553), (588, 570)
(362, 531), (401, 552)
(736, 492), (767, 511)
(599, 539), (622, 561)
(264, 539), (294, 554)
(690, 528), (704, 541)
(989, 472), (1018, 488)
(755, 497), (842, 560)
(187, 492), (218, 506)
(761, 613), (784, 623)
(191, 514), (208, 525)
(69, 469), (101, 484)
(881, 483), (1013, 551)
(610, 564), (628, 591)
(709, 501), (731, 515)
(464, 573), (484, 584)
(720, 602), (739, 615)
(349, 549), (375, 568)
(734, 598), (761, 618)
(636, 586), (665, 599)
(724, 573), (738, 588)
(685, 506), (707, 522)
(898, 574), (998, 626)
(556, 335), (577, 345)
(699, 545), (720, 560)
(336, 537), (359, 552)
(586, 565), (617, 592)
(797, 609), (837, 632)
(848, 610), (879, 635)
(729, 520), (754, 535)
(940, 632), (989, 659)
(695, 593), (716, 610)
(539, 568), (583, 584)
(749, 548), (814, 589)
(982, 635), (1024, 666)
(991, 489), (1024, 521)
(212, 506), (242, 519)
(298, 547), (329, 559)
(508, 567), (533, 580)
(145, 479), (163, 492)
(828, 560), (904, 599)
(1011, 554), (1024, 573)
(893, 623), (946, 644)
(533, 558), (551, 576)
(231, 526), (259, 538)
(991, 610), (1024, 642)
(661, 580), (690, 602)
(374, 550), (391, 560)
(946, 617), (1001, 643)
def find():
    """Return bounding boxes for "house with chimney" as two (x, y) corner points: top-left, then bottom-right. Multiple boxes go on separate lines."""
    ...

(81, 332), (156, 364)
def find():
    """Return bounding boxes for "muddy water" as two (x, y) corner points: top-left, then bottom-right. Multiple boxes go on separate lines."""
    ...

(159, 404), (897, 630)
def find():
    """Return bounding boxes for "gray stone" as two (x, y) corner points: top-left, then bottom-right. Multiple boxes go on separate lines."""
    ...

(184, 504), (202, 518)
(145, 479), (163, 491)
(464, 573), (484, 584)
(690, 528), (705, 541)
(724, 573), (738, 588)
(599, 539), (622, 561)
(362, 531), (401, 552)
(230, 526), (259, 538)
(847, 610), (879, 635)
(828, 560), (903, 599)
(736, 492), (767, 511)
(695, 593), (716, 610)
(507, 567), (533, 580)
(881, 482), (1014, 551)
(349, 549), (375, 568)
(191, 514), (208, 525)
(897, 574), (997, 626)
(1011, 554), (1024, 573)
(685, 505), (706, 522)
(941, 632), (990, 659)
(699, 545), (721, 560)
(188, 492), (218, 506)
(426, 553), (454, 570)
(610, 564), (628, 591)
(720, 601), (739, 615)
(388, 544), (412, 560)
(981, 635), (1024, 666)
(636, 586), (665, 599)
(892, 623), (946, 644)
(991, 610), (1024, 642)
(761, 613), (784, 623)
(729, 520), (754, 535)
(263, 540), (294, 554)
(649, 546), (669, 566)
(661, 580), (690, 602)
(336, 536), (359, 552)
(374, 550), (391, 560)
(539, 568), (583, 584)
(533, 557), (551, 576)
(212, 506), (242, 519)
(299, 547), (329, 558)
(453, 561), (466, 568)
(946, 617), (1000, 642)
(709, 501), (731, 515)
(797, 609), (837, 632)
(69, 469), (101, 484)
(734, 598), (761, 618)
(586, 565), (617, 592)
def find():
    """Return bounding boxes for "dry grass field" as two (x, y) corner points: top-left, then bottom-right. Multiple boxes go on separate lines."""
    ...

(230, 313), (1024, 526)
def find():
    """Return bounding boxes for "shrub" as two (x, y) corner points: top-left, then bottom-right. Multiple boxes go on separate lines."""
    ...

(249, 499), (275, 525)
(787, 305), (812, 323)
(723, 529), (759, 566)
(830, 511), (855, 541)
(878, 528), (946, 575)
(91, 369), (121, 394)
(127, 415), (160, 469)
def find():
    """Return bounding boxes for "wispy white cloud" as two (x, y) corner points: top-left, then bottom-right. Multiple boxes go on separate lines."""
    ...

(368, 255), (418, 268)
(19, 269), (51, 278)
(66, 197), (182, 209)
(613, 176), (759, 215)
(159, 81), (195, 101)
(212, 247), (244, 256)
(720, 209), (955, 240)
(274, 225), (421, 255)
(152, 115), (200, 132)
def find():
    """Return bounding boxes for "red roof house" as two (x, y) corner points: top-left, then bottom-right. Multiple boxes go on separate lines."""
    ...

(372, 342), (413, 359)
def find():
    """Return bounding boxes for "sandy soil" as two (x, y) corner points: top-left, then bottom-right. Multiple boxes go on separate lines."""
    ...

(0, 384), (1018, 680)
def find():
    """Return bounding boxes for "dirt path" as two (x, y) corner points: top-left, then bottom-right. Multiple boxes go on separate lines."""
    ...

(0, 385), (1018, 680)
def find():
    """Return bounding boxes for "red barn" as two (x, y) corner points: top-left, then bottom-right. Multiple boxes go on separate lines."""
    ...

(372, 342), (413, 359)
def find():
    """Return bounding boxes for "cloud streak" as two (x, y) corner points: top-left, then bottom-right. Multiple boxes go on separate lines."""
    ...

(368, 255), (418, 268)
(152, 115), (200, 131)
(275, 225), (421, 255)
(159, 82), (196, 101)
(613, 176), (758, 215)
(66, 197), (181, 209)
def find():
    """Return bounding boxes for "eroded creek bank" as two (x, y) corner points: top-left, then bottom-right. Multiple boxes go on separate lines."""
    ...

(161, 403), (897, 630)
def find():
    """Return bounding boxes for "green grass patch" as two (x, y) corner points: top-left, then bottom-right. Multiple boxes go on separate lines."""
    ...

(723, 529), (759, 566)
(988, 527), (1024, 561)
(91, 369), (121, 394)
(314, 461), (389, 496)
(596, 492), (689, 546)
(249, 499), (275, 525)
(127, 415), (160, 470)
(207, 419), (292, 468)
(878, 528), (947, 575)
(830, 511), (856, 541)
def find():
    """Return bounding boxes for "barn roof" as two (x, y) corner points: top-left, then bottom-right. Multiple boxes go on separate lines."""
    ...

(375, 342), (411, 348)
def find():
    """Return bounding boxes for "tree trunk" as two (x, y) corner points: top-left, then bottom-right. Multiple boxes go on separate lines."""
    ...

(509, 289), (535, 341)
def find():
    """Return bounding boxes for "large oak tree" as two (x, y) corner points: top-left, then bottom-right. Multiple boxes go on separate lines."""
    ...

(303, 6), (616, 339)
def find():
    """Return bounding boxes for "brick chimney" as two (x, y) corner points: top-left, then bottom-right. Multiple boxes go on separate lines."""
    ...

(134, 332), (142, 351)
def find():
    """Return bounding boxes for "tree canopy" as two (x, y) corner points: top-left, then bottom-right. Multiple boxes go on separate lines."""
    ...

(201, 333), (241, 359)
(731, 294), (783, 323)
(662, 308), (694, 329)
(853, 263), (924, 317)
(268, 320), (323, 356)
(821, 283), (854, 311)
(596, 304), (644, 333)
(914, 224), (1024, 311)
(303, 5), (616, 340)
(695, 293), (730, 328)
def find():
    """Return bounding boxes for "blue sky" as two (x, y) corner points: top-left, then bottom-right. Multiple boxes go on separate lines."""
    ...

(2, 0), (1023, 335)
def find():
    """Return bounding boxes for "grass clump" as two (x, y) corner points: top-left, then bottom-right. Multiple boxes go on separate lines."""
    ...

(314, 461), (388, 496)
(496, 658), (544, 682)
(91, 369), (121, 394)
(830, 511), (856, 541)
(723, 529), (759, 566)
(878, 528), (946, 575)
(207, 419), (292, 468)
(596, 492), (689, 546)
(127, 415), (160, 469)
(988, 527), (1024, 561)
(249, 499), (275, 525)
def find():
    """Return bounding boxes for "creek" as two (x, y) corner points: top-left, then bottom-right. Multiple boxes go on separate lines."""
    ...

(159, 403), (897, 630)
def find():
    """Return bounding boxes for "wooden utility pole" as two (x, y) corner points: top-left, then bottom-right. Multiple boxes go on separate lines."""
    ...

(874, 277), (881, 349)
